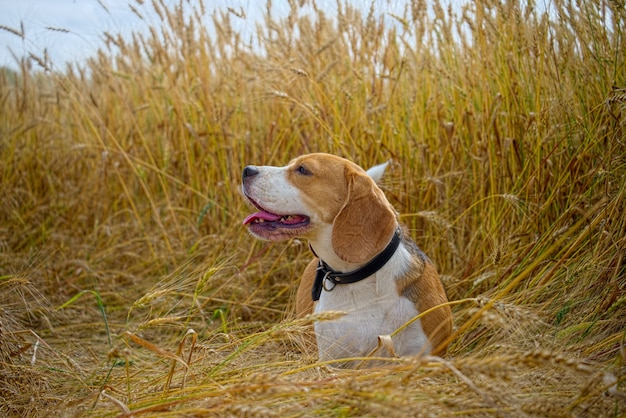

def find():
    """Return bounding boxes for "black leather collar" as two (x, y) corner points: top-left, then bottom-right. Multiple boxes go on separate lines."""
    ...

(311, 228), (402, 301)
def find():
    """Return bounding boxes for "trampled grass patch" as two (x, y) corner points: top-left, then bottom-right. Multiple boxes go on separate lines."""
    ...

(1, 0), (624, 416)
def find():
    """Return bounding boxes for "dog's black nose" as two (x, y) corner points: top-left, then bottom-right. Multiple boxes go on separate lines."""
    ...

(242, 166), (259, 180)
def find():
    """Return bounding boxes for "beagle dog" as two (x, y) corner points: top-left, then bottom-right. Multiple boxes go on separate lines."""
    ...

(242, 153), (452, 365)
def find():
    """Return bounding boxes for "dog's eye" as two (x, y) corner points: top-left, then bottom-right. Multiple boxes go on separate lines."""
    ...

(296, 165), (312, 176)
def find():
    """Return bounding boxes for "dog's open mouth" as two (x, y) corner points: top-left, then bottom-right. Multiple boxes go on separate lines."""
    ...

(242, 197), (310, 239)
(243, 211), (309, 227)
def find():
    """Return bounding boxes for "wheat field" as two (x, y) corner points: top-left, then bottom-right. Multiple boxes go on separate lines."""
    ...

(1, 0), (625, 416)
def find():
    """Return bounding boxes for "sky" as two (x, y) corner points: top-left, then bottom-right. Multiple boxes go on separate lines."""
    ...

(0, 0), (262, 70)
(0, 0), (415, 72)
(0, 0), (563, 72)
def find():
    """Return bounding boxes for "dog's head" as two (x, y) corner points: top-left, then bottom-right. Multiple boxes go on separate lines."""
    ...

(242, 153), (397, 264)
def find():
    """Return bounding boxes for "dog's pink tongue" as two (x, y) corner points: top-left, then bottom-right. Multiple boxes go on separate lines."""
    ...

(243, 211), (282, 225)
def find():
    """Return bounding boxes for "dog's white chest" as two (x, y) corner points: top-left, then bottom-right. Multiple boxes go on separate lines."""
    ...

(313, 252), (429, 364)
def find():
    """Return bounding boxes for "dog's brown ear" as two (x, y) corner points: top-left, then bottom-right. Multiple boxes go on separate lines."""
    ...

(332, 168), (397, 264)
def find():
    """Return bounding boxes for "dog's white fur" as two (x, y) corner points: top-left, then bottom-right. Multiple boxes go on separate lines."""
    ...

(242, 153), (451, 366)
(313, 244), (430, 362)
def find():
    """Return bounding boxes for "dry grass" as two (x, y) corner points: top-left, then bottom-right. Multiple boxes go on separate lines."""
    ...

(1, 0), (625, 416)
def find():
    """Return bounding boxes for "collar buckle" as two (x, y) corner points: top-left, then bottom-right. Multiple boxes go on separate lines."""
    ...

(322, 272), (336, 292)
